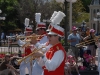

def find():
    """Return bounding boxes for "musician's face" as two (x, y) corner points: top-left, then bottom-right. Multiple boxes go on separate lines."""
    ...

(36, 28), (45, 35)
(47, 34), (59, 45)
(36, 29), (42, 35)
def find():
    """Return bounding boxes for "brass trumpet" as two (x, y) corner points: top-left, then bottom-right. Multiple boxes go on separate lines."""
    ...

(17, 46), (45, 65)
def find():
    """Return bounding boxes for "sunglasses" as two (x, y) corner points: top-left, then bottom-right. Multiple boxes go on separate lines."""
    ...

(47, 35), (57, 37)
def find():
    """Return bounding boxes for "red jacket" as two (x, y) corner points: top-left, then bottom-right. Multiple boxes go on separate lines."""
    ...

(42, 43), (66, 75)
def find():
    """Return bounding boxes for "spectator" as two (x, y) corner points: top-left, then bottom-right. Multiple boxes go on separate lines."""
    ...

(66, 55), (80, 75)
(67, 26), (81, 61)
(86, 27), (90, 36)
(0, 53), (19, 75)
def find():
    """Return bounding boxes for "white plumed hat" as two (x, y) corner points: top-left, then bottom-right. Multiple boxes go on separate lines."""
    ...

(35, 13), (41, 23)
(50, 11), (58, 21)
(47, 11), (66, 37)
(51, 11), (66, 25)
(25, 18), (30, 27)
(25, 25), (33, 33)
(35, 13), (46, 30)
(47, 25), (64, 37)
(36, 22), (46, 30)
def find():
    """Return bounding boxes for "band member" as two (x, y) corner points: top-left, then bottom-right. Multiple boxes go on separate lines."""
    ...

(32, 13), (49, 75)
(32, 11), (66, 75)
(17, 18), (34, 75)
(0, 53), (19, 75)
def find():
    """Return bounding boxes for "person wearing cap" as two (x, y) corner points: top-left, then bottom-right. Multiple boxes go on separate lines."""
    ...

(31, 11), (67, 75)
(32, 24), (67, 75)
(83, 29), (96, 66)
(31, 13), (50, 75)
(0, 54), (19, 75)
(17, 18), (35, 75)
(67, 26), (81, 61)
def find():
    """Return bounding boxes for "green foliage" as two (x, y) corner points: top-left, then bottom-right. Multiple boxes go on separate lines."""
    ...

(0, 0), (92, 33)
(60, 38), (70, 46)
(72, 0), (85, 23)
(81, 0), (92, 12)
(76, 12), (89, 23)
(60, 38), (65, 45)
(0, 0), (19, 32)
(50, 0), (63, 11)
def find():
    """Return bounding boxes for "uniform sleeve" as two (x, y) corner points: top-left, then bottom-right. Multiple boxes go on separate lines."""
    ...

(43, 50), (64, 71)
(17, 39), (25, 46)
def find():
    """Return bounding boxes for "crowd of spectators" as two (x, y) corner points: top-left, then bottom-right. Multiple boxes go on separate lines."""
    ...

(65, 26), (98, 75)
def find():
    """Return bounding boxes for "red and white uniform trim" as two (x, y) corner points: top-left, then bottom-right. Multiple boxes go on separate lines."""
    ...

(41, 43), (66, 75)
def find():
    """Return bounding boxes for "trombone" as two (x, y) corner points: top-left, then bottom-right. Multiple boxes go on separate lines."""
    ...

(75, 36), (99, 47)
(17, 46), (45, 65)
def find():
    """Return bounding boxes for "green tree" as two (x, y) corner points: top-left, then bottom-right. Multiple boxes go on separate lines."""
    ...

(81, 0), (92, 12)
(0, 0), (19, 33)
(72, 0), (85, 23)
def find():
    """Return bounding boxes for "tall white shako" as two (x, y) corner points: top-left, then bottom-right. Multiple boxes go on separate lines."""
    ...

(35, 13), (46, 30)
(25, 26), (33, 33)
(47, 11), (58, 32)
(50, 11), (58, 21)
(25, 18), (29, 27)
(47, 11), (66, 37)
(24, 18), (33, 33)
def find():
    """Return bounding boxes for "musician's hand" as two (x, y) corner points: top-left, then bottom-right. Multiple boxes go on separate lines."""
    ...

(33, 51), (44, 58)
